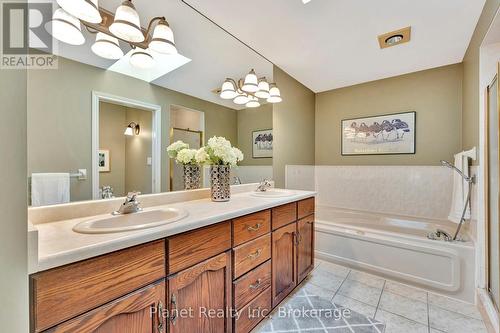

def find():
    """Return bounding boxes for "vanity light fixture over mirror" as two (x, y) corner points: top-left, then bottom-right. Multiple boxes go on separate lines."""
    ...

(217, 69), (282, 107)
(124, 122), (140, 136)
(46, 0), (178, 68)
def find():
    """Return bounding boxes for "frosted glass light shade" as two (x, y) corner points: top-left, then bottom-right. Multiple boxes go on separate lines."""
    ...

(91, 32), (123, 59)
(220, 80), (237, 99)
(245, 95), (260, 108)
(255, 80), (270, 99)
(46, 8), (85, 45)
(130, 48), (155, 69)
(241, 69), (259, 93)
(57, 0), (101, 23)
(109, 0), (144, 43)
(233, 91), (250, 105)
(267, 84), (282, 103)
(149, 21), (177, 54)
(124, 126), (134, 136)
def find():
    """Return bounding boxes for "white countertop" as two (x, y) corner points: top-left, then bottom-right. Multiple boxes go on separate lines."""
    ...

(31, 189), (315, 273)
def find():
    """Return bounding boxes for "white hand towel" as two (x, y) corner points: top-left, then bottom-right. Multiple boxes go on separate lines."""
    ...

(447, 154), (471, 223)
(31, 173), (70, 207)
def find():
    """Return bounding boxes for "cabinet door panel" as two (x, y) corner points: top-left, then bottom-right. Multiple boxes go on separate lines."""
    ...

(46, 280), (165, 333)
(168, 252), (232, 333)
(297, 215), (315, 282)
(32, 240), (165, 332)
(271, 223), (297, 307)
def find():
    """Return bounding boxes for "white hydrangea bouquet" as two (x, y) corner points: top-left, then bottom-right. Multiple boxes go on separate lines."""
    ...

(195, 136), (243, 202)
(167, 141), (198, 165)
(195, 136), (244, 166)
(166, 141), (201, 190)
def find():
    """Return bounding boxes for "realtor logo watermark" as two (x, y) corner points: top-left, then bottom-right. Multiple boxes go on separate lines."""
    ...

(1, 1), (57, 69)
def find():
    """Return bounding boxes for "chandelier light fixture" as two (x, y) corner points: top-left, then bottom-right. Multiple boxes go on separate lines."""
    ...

(45, 0), (178, 69)
(217, 69), (282, 108)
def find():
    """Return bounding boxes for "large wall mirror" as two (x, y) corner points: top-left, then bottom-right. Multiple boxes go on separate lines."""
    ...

(27, 0), (274, 206)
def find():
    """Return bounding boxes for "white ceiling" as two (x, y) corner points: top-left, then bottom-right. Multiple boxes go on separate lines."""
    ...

(186, 0), (486, 92)
(48, 0), (273, 109)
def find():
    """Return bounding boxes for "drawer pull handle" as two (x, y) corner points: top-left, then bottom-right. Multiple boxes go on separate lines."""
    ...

(249, 278), (262, 290)
(247, 223), (262, 232)
(247, 249), (262, 260)
(157, 301), (164, 332)
(170, 294), (177, 325)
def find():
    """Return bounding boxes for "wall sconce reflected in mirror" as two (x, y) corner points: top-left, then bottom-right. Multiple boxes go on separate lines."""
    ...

(124, 122), (140, 136)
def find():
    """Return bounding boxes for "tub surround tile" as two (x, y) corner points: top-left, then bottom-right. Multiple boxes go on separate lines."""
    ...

(332, 294), (377, 319)
(383, 280), (428, 302)
(375, 310), (428, 333)
(347, 270), (385, 289)
(379, 290), (428, 325)
(314, 165), (453, 220)
(337, 279), (383, 307)
(429, 305), (487, 333)
(428, 292), (482, 320)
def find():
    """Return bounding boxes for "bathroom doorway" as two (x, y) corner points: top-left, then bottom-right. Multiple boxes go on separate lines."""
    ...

(485, 66), (499, 310)
(169, 105), (204, 191)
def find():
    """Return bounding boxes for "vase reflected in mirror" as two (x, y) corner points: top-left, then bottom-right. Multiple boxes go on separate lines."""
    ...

(183, 165), (201, 190)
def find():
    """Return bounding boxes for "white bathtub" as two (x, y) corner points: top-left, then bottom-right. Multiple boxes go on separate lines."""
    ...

(315, 206), (476, 303)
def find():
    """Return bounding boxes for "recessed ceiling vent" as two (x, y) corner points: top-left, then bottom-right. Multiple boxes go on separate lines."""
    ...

(378, 27), (411, 49)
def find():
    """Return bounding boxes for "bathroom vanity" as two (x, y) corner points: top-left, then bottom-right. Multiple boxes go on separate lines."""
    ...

(28, 188), (315, 333)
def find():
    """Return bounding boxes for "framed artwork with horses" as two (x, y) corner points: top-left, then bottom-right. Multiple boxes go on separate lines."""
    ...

(252, 129), (273, 158)
(341, 111), (416, 155)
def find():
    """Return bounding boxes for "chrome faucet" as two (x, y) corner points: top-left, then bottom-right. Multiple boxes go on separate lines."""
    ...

(113, 192), (142, 215)
(233, 176), (242, 185)
(256, 179), (272, 192)
(427, 229), (453, 242)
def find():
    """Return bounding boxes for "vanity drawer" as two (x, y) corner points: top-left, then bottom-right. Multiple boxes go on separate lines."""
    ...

(168, 221), (231, 274)
(233, 234), (271, 279)
(233, 260), (271, 310)
(31, 240), (166, 332)
(234, 287), (272, 333)
(298, 197), (315, 219)
(272, 202), (297, 230)
(233, 210), (271, 246)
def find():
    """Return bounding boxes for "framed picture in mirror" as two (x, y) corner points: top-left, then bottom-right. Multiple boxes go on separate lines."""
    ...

(98, 149), (110, 172)
(252, 129), (273, 158)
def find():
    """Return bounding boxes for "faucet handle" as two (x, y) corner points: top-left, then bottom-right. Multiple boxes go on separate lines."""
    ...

(126, 191), (141, 201)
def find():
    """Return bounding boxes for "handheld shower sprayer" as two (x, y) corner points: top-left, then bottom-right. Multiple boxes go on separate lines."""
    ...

(440, 160), (475, 183)
(430, 160), (475, 241)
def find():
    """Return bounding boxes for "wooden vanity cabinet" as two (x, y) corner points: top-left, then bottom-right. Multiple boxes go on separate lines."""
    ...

(297, 214), (315, 282)
(43, 280), (166, 333)
(31, 197), (315, 333)
(271, 198), (315, 308)
(271, 222), (297, 307)
(167, 252), (232, 333)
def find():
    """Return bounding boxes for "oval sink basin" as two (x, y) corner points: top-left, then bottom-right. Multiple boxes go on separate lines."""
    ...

(250, 189), (296, 198)
(73, 208), (188, 234)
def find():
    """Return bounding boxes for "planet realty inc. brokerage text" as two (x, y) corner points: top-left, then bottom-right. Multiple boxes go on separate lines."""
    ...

(151, 305), (352, 321)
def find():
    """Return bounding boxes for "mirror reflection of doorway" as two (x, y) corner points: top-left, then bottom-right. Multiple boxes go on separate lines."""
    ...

(92, 92), (162, 199)
(486, 67), (499, 311)
(170, 105), (205, 191)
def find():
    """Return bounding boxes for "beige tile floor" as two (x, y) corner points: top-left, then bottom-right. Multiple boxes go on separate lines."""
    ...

(253, 259), (488, 333)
